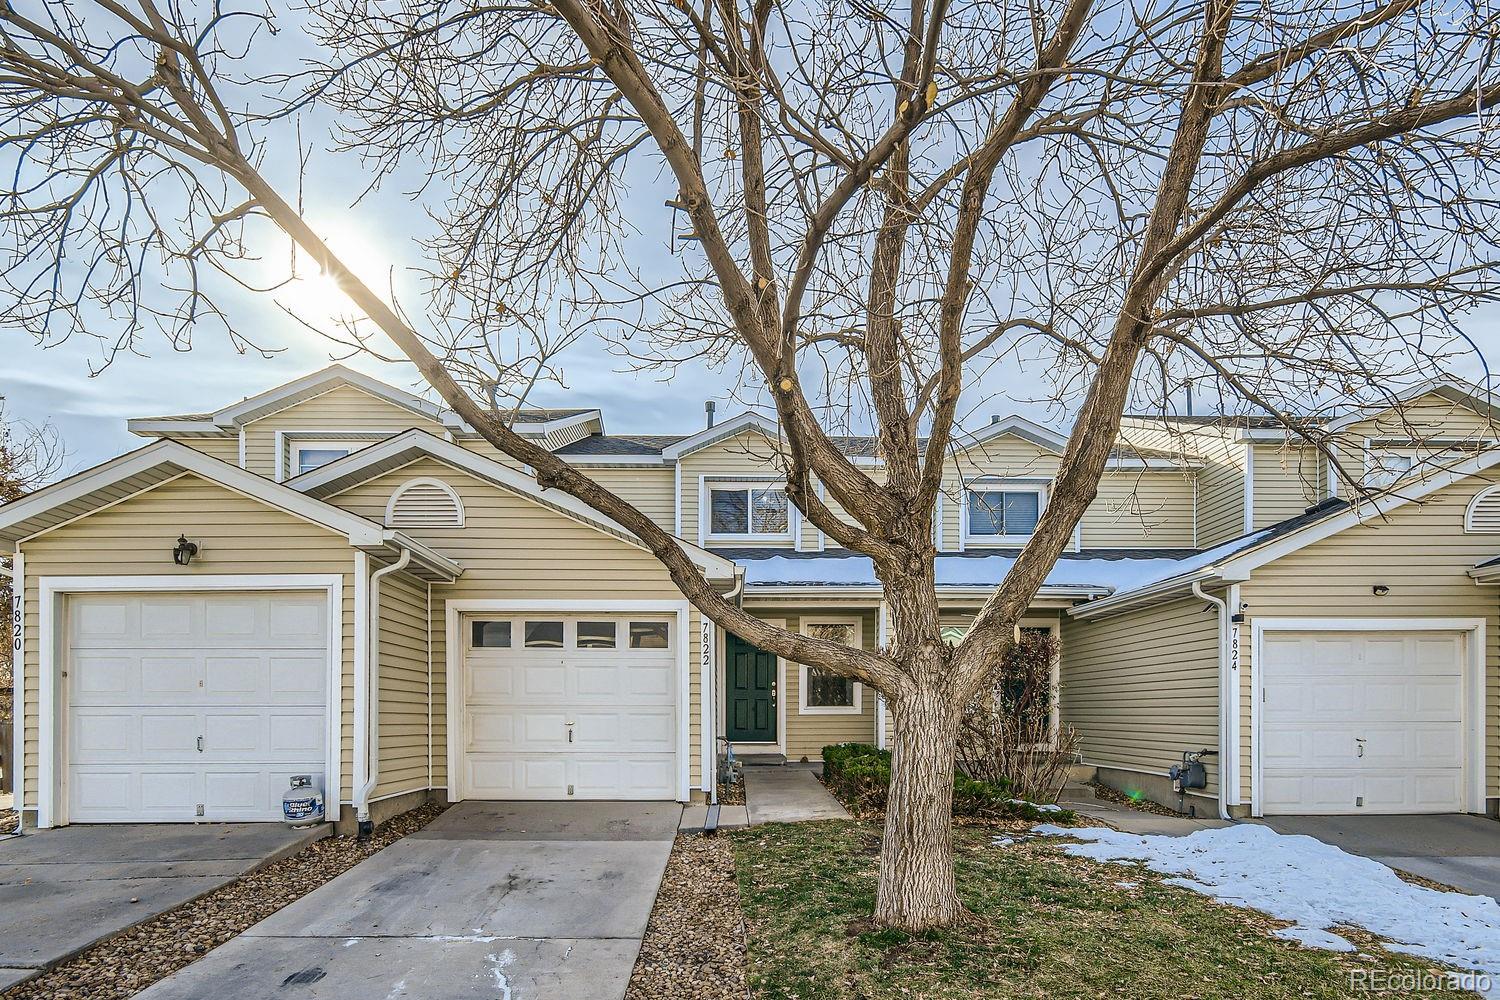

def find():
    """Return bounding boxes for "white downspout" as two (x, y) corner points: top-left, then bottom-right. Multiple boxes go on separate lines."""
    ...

(1193, 578), (1233, 821)
(356, 548), (412, 831)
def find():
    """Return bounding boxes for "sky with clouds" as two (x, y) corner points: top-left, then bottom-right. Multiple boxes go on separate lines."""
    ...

(2, 6), (1497, 479)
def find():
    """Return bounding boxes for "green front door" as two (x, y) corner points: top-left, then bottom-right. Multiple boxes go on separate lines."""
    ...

(725, 633), (777, 743)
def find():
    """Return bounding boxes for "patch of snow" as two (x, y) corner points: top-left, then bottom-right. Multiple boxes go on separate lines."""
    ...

(1009, 798), (1063, 813)
(342, 937), (362, 947)
(738, 528), (1280, 595)
(991, 836), (1014, 846)
(1034, 823), (1500, 988)
(1115, 881), (1138, 889)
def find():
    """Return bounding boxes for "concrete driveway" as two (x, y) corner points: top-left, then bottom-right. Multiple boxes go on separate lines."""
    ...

(137, 801), (682, 999)
(0, 822), (326, 989)
(1263, 815), (1500, 899)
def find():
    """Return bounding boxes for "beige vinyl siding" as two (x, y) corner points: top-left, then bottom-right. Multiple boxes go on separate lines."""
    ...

(570, 465), (676, 533)
(741, 607), (878, 760)
(1120, 419), (1247, 547)
(242, 385), (447, 479)
(329, 457), (705, 790)
(156, 434), (240, 465)
(375, 569), (432, 799)
(679, 430), (792, 547)
(1251, 442), (1321, 529)
(1236, 463), (1500, 802)
(453, 438), (530, 472)
(1060, 595), (1221, 795)
(1332, 392), (1500, 495)
(1082, 470), (1196, 548)
(16, 474), (359, 811)
(944, 435), (1062, 551)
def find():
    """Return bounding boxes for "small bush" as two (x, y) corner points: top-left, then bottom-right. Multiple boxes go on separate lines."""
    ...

(821, 742), (1074, 821)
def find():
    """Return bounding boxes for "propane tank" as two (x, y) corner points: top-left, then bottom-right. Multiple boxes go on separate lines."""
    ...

(282, 775), (325, 827)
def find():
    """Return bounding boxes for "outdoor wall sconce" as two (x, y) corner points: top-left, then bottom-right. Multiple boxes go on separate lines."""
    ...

(1372, 584), (1390, 597)
(172, 535), (200, 566)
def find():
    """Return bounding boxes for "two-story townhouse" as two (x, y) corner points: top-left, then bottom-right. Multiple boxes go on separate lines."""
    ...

(2, 365), (1498, 831)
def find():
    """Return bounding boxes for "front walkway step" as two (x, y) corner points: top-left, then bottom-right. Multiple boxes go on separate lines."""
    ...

(744, 767), (849, 824)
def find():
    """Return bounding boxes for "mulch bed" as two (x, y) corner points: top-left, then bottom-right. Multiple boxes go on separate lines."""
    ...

(1, 802), (447, 1000)
(625, 833), (748, 1000)
(716, 780), (746, 806)
(1086, 778), (1186, 817)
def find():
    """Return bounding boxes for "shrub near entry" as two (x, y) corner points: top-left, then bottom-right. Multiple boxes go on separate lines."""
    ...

(821, 743), (1076, 822)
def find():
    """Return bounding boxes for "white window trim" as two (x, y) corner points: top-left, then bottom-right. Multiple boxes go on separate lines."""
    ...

(385, 477), (466, 528)
(700, 477), (798, 545)
(274, 429), (405, 482)
(798, 616), (864, 715)
(444, 600), (694, 803)
(1248, 617), (1486, 818)
(1361, 437), (1496, 490)
(960, 479), (1048, 548)
(33, 574), (344, 829)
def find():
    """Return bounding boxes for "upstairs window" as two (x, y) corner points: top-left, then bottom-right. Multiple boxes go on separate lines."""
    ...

(293, 444), (351, 476)
(708, 483), (791, 539)
(965, 483), (1044, 542)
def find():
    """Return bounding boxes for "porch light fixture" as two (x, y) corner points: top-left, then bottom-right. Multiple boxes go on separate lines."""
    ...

(172, 535), (199, 566)
(1372, 584), (1390, 597)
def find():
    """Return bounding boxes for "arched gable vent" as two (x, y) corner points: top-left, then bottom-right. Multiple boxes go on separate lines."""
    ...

(386, 478), (464, 528)
(1465, 484), (1500, 532)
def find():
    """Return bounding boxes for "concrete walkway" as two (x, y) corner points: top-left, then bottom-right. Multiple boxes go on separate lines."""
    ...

(0, 822), (327, 989)
(137, 801), (682, 1000)
(744, 765), (849, 824)
(1263, 814), (1500, 900)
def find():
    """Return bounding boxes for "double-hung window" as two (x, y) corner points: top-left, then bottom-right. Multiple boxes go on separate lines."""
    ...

(707, 482), (792, 541)
(965, 481), (1046, 544)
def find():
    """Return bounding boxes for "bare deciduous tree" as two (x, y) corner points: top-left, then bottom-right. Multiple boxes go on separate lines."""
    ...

(2, 0), (1498, 927)
(0, 400), (64, 723)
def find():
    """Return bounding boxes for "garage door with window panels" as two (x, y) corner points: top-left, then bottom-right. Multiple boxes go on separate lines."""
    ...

(1260, 630), (1464, 814)
(67, 592), (329, 822)
(463, 615), (676, 799)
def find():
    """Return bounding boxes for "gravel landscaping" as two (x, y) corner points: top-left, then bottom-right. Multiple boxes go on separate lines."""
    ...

(626, 833), (748, 1000)
(0, 802), (447, 1000)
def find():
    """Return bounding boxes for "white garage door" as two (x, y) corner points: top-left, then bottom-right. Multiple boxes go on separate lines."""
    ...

(1260, 629), (1465, 814)
(67, 592), (330, 822)
(462, 614), (677, 800)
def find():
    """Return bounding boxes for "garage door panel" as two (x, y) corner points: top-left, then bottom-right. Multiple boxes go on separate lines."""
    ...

(461, 614), (677, 801)
(71, 655), (136, 699)
(1260, 629), (1465, 815)
(67, 592), (330, 823)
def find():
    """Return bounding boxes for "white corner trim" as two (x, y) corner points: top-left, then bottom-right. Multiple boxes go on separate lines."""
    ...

(443, 599), (694, 803)
(385, 477), (466, 528)
(352, 552), (370, 812)
(1248, 616), (1486, 818)
(876, 602), (888, 749)
(700, 615), (715, 796)
(34, 573), (345, 829)
(796, 616), (864, 715)
(9, 551), (22, 831)
(1242, 441), (1255, 534)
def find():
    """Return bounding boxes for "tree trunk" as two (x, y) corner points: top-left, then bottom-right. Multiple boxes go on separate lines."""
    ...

(874, 682), (962, 930)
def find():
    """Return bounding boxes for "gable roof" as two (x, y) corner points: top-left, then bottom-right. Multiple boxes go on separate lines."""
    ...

(128, 365), (604, 444)
(286, 429), (737, 581)
(1070, 446), (1500, 619)
(0, 440), (460, 580)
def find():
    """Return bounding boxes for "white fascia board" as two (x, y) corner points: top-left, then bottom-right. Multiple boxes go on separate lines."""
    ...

(1468, 562), (1500, 583)
(0, 439), (387, 548)
(955, 414), (1069, 453)
(1318, 376), (1500, 435)
(378, 530), (464, 581)
(512, 409), (603, 440)
(559, 454), (668, 466)
(1065, 566), (1233, 621)
(290, 429), (737, 580)
(661, 411), (780, 459)
(211, 365), (462, 430)
(125, 419), (225, 437)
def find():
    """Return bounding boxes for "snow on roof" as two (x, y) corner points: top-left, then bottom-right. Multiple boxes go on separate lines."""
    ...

(725, 548), (1205, 592)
